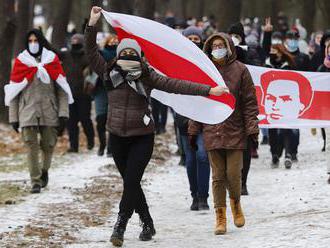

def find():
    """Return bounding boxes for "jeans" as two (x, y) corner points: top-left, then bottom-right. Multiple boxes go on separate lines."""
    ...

(181, 134), (210, 199)
(110, 133), (154, 217)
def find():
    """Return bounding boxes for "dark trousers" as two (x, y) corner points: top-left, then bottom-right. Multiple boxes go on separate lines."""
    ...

(110, 133), (154, 217)
(96, 114), (111, 154)
(181, 134), (210, 199)
(269, 129), (294, 158)
(242, 139), (252, 186)
(151, 99), (168, 132)
(291, 129), (300, 155)
(67, 97), (95, 150)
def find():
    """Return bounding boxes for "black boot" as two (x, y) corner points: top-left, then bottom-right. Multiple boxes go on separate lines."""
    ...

(97, 146), (105, 156)
(139, 211), (156, 241)
(41, 170), (49, 188)
(190, 197), (199, 211)
(110, 214), (129, 247)
(241, 184), (249, 196)
(30, 184), (41, 194)
(198, 197), (210, 210)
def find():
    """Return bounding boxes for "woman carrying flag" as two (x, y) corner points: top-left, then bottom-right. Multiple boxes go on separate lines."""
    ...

(5, 29), (73, 194)
(86, 6), (228, 247)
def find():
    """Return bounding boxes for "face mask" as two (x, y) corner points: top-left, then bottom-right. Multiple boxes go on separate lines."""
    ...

(71, 43), (83, 50)
(231, 36), (240, 46)
(269, 54), (281, 66)
(29, 42), (39, 54)
(105, 44), (117, 50)
(193, 42), (203, 49)
(271, 39), (282, 45)
(285, 39), (299, 52)
(211, 48), (227, 59)
(118, 54), (140, 62)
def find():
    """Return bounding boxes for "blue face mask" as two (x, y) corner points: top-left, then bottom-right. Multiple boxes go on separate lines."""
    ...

(286, 39), (299, 52)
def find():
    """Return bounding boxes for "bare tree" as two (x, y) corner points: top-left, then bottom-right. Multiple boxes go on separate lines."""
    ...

(216, 0), (242, 31)
(317, 0), (330, 30)
(135, 0), (156, 19)
(0, 0), (16, 123)
(14, 0), (35, 56)
(51, 0), (73, 49)
(300, 0), (316, 35)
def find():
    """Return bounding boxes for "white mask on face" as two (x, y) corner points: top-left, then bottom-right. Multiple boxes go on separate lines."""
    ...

(231, 36), (240, 46)
(29, 42), (39, 54)
(271, 39), (282, 45)
(211, 48), (227, 59)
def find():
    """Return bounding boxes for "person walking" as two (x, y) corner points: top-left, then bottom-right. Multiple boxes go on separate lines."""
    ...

(189, 33), (259, 235)
(85, 6), (228, 247)
(6, 29), (72, 193)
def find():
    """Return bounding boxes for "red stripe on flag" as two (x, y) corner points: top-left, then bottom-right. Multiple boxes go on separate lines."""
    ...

(115, 28), (236, 109)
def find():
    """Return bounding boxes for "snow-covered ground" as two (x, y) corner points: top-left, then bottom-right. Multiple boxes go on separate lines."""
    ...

(1, 128), (329, 248)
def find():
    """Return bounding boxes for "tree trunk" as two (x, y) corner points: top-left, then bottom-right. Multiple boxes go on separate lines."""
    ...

(14, 0), (35, 56)
(316, 0), (330, 30)
(216, 0), (242, 31)
(0, 0), (16, 123)
(135, 0), (156, 19)
(110, 0), (134, 14)
(51, 0), (73, 49)
(300, 0), (316, 35)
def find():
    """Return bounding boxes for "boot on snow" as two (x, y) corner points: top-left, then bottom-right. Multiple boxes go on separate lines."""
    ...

(110, 214), (129, 247)
(30, 184), (41, 194)
(190, 197), (199, 211)
(139, 211), (156, 241)
(284, 156), (292, 169)
(198, 197), (210, 210)
(271, 155), (279, 168)
(41, 170), (49, 188)
(214, 207), (227, 235)
(230, 199), (245, 228)
(241, 184), (249, 196)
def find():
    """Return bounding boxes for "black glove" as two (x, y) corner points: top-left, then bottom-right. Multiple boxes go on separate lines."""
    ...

(12, 122), (19, 133)
(249, 133), (259, 149)
(188, 135), (198, 151)
(57, 117), (68, 136)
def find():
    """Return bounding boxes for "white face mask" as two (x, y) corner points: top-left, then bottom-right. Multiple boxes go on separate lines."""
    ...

(29, 42), (40, 54)
(231, 36), (240, 46)
(211, 48), (227, 59)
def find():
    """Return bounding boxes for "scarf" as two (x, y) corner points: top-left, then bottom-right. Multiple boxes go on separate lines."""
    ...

(4, 48), (74, 106)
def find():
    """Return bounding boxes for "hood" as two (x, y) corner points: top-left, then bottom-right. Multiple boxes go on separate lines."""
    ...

(227, 22), (246, 45)
(25, 29), (53, 57)
(203, 33), (237, 65)
(320, 30), (330, 58)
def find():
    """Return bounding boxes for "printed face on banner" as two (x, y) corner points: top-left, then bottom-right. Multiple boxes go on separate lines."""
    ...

(261, 70), (313, 124)
(264, 80), (304, 123)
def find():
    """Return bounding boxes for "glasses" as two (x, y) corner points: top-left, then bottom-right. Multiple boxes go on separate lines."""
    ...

(211, 44), (225, 49)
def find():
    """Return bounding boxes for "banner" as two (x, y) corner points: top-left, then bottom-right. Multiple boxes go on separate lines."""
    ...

(248, 65), (330, 128)
(102, 10), (235, 125)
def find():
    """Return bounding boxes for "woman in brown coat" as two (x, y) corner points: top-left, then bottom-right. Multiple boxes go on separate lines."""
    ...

(86, 7), (228, 247)
(189, 33), (259, 235)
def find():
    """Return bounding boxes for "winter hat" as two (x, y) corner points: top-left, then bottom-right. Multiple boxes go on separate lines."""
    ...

(116, 38), (142, 58)
(227, 22), (246, 45)
(272, 31), (283, 40)
(182, 26), (204, 40)
(71, 33), (84, 45)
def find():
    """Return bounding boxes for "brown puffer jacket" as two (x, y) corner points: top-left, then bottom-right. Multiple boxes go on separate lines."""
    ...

(85, 25), (211, 137)
(188, 33), (259, 150)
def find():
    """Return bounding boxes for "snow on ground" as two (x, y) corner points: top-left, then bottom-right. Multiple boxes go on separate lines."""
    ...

(67, 129), (330, 248)
(1, 128), (330, 248)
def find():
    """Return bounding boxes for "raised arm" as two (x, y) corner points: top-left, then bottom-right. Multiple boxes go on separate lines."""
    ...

(84, 6), (108, 79)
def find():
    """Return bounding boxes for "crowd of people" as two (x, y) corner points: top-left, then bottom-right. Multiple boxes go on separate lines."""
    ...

(4, 6), (330, 247)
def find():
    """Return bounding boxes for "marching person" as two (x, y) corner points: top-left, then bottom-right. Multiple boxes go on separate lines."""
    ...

(61, 33), (95, 153)
(189, 33), (259, 235)
(86, 6), (228, 247)
(6, 29), (72, 193)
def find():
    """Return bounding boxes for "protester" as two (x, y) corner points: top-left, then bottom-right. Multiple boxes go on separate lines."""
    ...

(189, 33), (259, 235)
(265, 44), (297, 169)
(93, 34), (118, 156)
(317, 42), (330, 183)
(311, 30), (330, 71)
(61, 33), (95, 153)
(6, 29), (71, 193)
(179, 26), (211, 210)
(85, 6), (228, 247)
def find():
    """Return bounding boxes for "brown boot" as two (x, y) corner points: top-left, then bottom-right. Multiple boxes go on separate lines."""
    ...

(230, 199), (245, 228)
(214, 207), (227, 235)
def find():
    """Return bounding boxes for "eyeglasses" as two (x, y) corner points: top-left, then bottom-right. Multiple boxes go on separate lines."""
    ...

(211, 44), (225, 49)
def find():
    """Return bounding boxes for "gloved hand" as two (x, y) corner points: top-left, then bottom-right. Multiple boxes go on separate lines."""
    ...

(249, 133), (259, 149)
(12, 122), (19, 133)
(188, 134), (198, 151)
(57, 117), (68, 136)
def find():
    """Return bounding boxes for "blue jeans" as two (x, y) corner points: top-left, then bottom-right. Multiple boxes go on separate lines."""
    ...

(181, 134), (210, 199)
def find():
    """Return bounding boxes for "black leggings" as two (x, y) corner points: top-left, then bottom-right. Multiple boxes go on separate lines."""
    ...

(110, 133), (154, 218)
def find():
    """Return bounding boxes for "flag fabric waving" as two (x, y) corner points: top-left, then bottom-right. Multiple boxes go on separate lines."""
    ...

(102, 10), (236, 125)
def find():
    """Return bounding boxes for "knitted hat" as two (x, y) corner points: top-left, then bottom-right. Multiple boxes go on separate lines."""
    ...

(182, 26), (204, 40)
(116, 38), (142, 57)
(71, 34), (84, 44)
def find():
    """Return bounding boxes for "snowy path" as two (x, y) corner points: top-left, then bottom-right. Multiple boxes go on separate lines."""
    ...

(1, 129), (329, 247)
(68, 129), (330, 248)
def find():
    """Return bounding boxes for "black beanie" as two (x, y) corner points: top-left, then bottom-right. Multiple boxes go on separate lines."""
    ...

(227, 22), (246, 45)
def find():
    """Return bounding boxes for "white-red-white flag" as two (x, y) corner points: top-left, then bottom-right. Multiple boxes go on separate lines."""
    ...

(102, 10), (236, 125)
